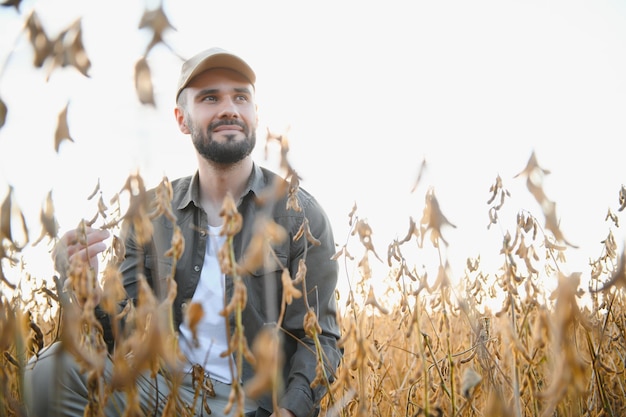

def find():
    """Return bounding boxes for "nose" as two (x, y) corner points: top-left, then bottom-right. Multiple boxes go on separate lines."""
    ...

(218, 97), (239, 119)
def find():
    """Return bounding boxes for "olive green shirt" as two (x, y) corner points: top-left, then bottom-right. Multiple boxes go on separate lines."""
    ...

(106, 163), (341, 417)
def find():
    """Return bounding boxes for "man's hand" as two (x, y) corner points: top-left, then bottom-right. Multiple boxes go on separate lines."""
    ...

(269, 408), (295, 417)
(53, 227), (110, 275)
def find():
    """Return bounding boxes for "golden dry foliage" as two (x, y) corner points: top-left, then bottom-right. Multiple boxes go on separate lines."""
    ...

(1, 146), (626, 417)
(318, 153), (626, 417)
(2, 6), (626, 416)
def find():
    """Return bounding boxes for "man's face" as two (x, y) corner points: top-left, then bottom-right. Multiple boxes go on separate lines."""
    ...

(178, 68), (258, 164)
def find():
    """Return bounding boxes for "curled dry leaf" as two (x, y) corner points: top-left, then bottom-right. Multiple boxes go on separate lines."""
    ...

(419, 187), (456, 248)
(54, 102), (74, 152)
(107, 173), (153, 245)
(239, 218), (287, 274)
(138, 5), (176, 53)
(331, 245), (354, 262)
(0, 186), (28, 250)
(347, 201), (357, 226)
(42, 19), (91, 80)
(293, 217), (321, 247)
(1, 0), (22, 10)
(150, 176), (175, 222)
(281, 268), (302, 305)
(164, 225), (185, 262)
(221, 280), (247, 317)
(25, 11), (52, 68)
(410, 157), (427, 193)
(134, 57), (155, 106)
(264, 127), (292, 175)
(0, 187), (14, 243)
(358, 253), (372, 281)
(303, 308), (322, 338)
(543, 201), (577, 248)
(398, 216), (418, 245)
(99, 263), (126, 315)
(352, 218), (382, 261)
(218, 239), (237, 277)
(59, 19), (91, 77)
(32, 190), (58, 246)
(286, 172), (302, 212)
(86, 179), (101, 200)
(590, 247), (626, 292)
(364, 285), (389, 315)
(244, 326), (282, 399)
(185, 302), (204, 348)
(0, 96), (6, 129)
(220, 193), (243, 237)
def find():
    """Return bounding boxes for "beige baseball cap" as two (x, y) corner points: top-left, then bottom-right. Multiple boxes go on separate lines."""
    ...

(175, 47), (256, 101)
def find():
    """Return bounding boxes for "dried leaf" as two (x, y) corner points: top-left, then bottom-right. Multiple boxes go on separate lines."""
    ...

(347, 201), (357, 226)
(100, 264), (126, 314)
(543, 201), (577, 248)
(0, 186), (28, 249)
(61, 19), (91, 77)
(590, 248), (626, 292)
(293, 217), (320, 247)
(45, 19), (91, 80)
(514, 151), (551, 208)
(245, 327), (282, 399)
(419, 188), (456, 247)
(87, 179), (101, 200)
(185, 302), (204, 347)
(220, 193), (243, 237)
(1, 0), (22, 10)
(54, 102), (74, 152)
(398, 216), (418, 245)
(138, 5), (176, 53)
(0, 186), (13, 241)
(352, 219), (382, 261)
(32, 190), (58, 246)
(25, 11), (52, 67)
(410, 157), (427, 193)
(0, 96), (7, 129)
(286, 172), (301, 212)
(303, 308), (322, 338)
(514, 150), (551, 179)
(134, 57), (155, 106)
(282, 268), (302, 305)
(364, 285), (389, 314)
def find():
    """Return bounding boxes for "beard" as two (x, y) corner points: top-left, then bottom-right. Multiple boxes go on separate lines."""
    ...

(190, 118), (256, 164)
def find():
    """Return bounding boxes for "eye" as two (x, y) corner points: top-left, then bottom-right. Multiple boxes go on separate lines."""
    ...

(202, 95), (218, 102)
(235, 94), (249, 102)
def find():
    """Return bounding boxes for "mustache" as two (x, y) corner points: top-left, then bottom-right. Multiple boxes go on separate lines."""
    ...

(209, 119), (247, 131)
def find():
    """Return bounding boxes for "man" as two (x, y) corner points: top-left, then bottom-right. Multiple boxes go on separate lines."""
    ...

(24, 47), (342, 417)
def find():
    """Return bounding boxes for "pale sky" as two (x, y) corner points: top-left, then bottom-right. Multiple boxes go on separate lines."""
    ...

(1, 0), (626, 295)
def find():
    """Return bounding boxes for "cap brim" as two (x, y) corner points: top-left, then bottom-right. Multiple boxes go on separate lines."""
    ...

(176, 50), (256, 101)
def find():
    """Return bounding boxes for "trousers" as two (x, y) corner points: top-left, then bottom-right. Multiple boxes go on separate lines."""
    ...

(23, 342), (259, 417)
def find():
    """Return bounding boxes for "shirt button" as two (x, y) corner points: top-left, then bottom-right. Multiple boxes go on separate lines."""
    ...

(194, 265), (201, 272)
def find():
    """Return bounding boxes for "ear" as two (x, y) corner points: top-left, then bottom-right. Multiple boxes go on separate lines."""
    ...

(174, 106), (190, 134)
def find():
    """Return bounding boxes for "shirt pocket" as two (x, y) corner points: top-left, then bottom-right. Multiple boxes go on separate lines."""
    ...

(145, 254), (174, 300)
(244, 253), (288, 322)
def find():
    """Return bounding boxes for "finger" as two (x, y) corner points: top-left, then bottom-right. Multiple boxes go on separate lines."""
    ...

(70, 242), (108, 262)
(61, 227), (108, 245)
(61, 229), (109, 254)
(83, 229), (111, 246)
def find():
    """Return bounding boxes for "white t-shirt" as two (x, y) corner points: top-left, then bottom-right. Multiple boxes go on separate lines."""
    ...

(178, 225), (232, 383)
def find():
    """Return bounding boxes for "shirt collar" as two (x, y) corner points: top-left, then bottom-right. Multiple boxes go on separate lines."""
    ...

(177, 162), (268, 210)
